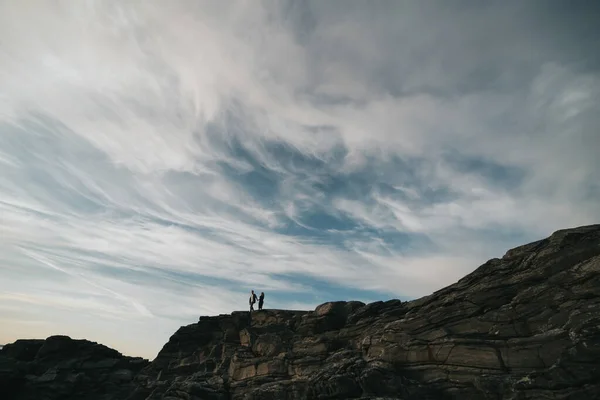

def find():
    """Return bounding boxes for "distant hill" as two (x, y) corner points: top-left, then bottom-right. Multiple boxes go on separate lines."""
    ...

(1, 224), (599, 399)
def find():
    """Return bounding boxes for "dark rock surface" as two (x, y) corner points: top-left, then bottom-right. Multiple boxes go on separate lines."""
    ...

(2, 224), (599, 399)
(0, 335), (149, 399)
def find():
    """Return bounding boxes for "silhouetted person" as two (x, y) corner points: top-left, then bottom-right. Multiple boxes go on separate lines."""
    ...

(249, 290), (258, 312)
(258, 292), (264, 310)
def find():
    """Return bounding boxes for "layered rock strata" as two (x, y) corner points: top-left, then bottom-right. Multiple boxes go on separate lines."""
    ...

(1, 224), (599, 399)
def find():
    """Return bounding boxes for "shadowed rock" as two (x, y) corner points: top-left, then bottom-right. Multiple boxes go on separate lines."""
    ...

(0, 336), (149, 400)
(2, 224), (599, 399)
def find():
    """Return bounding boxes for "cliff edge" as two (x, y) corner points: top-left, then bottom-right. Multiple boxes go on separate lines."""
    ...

(1, 224), (599, 399)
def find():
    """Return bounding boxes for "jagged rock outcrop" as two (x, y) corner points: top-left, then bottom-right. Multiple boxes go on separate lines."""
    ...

(1, 224), (599, 399)
(0, 335), (149, 399)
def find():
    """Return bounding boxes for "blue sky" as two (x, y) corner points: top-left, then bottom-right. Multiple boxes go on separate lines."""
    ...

(1, 1), (599, 359)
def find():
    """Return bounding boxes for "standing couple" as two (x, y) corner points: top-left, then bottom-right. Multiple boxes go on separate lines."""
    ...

(249, 290), (264, 311)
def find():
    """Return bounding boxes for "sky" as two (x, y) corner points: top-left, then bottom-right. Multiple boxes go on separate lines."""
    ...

(0, 0), (599, 360)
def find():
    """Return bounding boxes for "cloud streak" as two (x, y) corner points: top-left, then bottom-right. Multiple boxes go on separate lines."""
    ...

(1, 0), (599, 359)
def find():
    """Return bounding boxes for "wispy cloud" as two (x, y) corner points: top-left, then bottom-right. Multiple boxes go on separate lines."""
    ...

(1, 0), (598, 359)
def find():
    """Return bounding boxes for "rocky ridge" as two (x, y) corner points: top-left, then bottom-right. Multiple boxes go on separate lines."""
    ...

(0, 335), (148, 399)
(1, 224), (599, 399)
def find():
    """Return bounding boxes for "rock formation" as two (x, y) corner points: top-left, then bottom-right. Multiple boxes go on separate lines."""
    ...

(0, 335), (148, 399)
(1, 224), (599, 399)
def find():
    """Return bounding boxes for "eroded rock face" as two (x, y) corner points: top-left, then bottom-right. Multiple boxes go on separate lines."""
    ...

(2, 224), (599, 399)
(0, 335), (149, 400)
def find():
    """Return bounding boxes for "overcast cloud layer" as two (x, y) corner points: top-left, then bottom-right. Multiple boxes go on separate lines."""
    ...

(1, 0), (599, 359)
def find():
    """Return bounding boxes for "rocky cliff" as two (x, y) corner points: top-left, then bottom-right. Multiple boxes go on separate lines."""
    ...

(1, 224), (599, 400)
